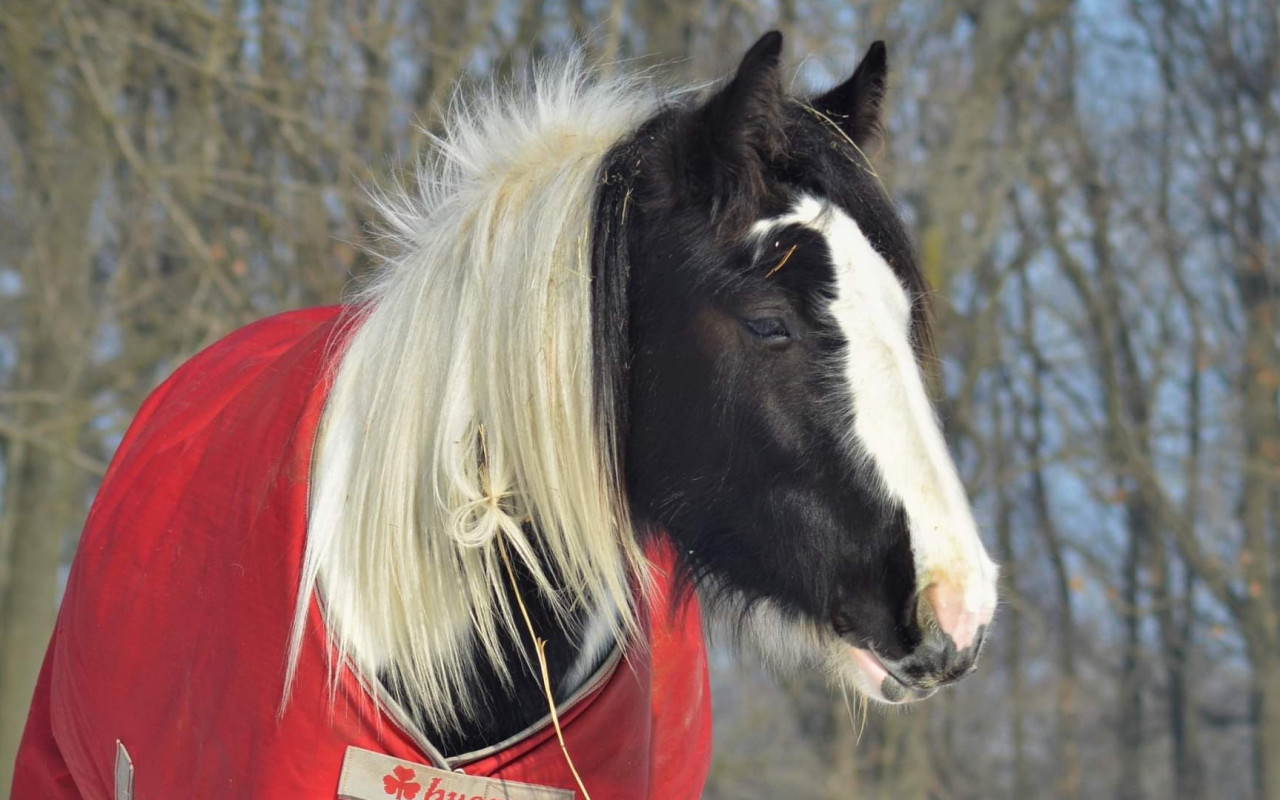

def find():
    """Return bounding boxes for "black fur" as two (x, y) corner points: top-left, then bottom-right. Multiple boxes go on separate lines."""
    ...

(613, 35), (931, 664)
(383, 524), (608, 757)
(404, 34), (945, 756)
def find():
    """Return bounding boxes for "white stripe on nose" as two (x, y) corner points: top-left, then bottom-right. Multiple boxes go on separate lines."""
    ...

(755, 197), (998, 637)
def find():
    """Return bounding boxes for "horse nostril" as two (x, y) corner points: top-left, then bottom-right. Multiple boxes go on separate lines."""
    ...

(887, 624), (987, 690)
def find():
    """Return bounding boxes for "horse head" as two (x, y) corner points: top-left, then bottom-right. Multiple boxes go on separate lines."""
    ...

(611, 33), (999, 704)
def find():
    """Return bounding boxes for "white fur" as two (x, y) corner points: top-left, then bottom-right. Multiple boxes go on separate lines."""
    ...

(286, 59), (659, 733)
(558, 599), (621, 698)
(753, 197), (999, 696)
(704, 591), (894, 705)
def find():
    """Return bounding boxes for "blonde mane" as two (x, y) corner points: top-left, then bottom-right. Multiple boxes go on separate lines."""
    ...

(286, 59), (661, 733)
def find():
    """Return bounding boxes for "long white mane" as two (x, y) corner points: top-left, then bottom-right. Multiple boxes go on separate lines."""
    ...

(286, 59), (661, 732)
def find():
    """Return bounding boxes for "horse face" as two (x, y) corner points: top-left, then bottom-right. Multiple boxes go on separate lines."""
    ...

(619, 34), (998, 703)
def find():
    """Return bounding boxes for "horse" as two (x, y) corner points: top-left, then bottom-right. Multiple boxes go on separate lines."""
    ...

(12, 32), (997, 799)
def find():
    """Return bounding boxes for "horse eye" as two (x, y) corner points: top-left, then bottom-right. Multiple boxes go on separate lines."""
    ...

(743, 317), (791, 341)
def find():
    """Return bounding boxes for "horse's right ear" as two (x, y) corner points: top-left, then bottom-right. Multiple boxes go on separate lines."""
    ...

(690, 31), (787, 231)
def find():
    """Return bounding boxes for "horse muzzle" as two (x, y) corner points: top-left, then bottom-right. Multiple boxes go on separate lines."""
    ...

(841, 577), (995, 704)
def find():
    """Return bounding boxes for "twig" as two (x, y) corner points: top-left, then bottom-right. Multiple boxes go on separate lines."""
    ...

(496, 536), (593, 800)
(765, 244), (798, 279)
(0, 414), (108, 475)
(59, 2), (247, 313)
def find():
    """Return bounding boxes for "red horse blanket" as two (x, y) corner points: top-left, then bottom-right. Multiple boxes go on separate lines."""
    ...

(12, 307), (712, 799)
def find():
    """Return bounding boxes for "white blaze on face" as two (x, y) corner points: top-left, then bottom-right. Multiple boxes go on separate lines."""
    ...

(753, 197), (998, 655)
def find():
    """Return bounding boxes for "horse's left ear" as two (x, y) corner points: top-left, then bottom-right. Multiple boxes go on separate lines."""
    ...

(702, 30), (787, 165)
(812, 41), (888, 149)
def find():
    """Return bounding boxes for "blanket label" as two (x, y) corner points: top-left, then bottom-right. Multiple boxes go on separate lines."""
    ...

(337, 746), (575, 800)
(114, 740), (134, 800)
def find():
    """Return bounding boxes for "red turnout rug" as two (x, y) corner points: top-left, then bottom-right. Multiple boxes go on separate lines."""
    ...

(12, 307), (712, 799)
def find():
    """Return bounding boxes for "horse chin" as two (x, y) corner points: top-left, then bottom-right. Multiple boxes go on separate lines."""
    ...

(830, 644), (937, 706)
(703, 590), (935, 706)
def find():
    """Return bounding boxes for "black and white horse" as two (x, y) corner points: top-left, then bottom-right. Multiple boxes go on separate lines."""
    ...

(295, 32), (998, 757)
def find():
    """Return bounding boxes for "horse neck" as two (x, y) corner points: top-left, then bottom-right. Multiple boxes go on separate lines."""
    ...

(384, 532), (620, 757)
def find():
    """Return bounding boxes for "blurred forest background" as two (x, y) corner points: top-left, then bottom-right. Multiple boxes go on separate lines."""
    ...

(1, 0), (1278, 797)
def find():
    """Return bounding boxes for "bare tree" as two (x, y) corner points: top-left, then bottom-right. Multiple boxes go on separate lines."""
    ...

(2, 1), (1277, 797)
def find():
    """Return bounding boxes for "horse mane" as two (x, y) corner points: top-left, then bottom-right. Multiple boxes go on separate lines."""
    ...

(286, 57), (661, 733)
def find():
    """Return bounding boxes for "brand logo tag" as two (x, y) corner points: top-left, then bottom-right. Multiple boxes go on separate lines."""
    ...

(337, 746), (574, 800)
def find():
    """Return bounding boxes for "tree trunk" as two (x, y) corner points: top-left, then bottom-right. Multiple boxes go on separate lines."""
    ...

(1163, 567), (1206, 800)
(1025, 295), (1082, 800)
(1254, 654), (1280, 800)
(0, 3), (110, 783)
(1236, 116), (1280, 800)
(1117, 515), (1144, 800)
(0, 444), (80, 789)
(995, 394), (1029, 800)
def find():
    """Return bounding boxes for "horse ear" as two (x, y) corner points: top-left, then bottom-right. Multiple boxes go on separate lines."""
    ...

(694, 31), (787, 229)
(812, 41), (888, 149)
(704, 31), (786, 156)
